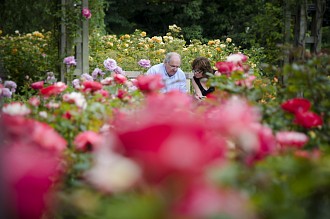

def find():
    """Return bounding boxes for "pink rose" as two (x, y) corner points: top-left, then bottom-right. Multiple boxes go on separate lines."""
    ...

(31, 81), (44, 90)
(134, 74), (165, 93)
(276, 131), (309, 149)
(82, 8), (92, 19)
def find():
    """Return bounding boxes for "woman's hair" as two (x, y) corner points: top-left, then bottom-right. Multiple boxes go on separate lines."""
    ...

(191, 57), (213, 77)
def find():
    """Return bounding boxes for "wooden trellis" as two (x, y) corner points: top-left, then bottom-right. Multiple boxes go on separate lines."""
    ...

(293, 0), (327, 57)
(60, 0), (89, 82)
(282, 0), (328, 85)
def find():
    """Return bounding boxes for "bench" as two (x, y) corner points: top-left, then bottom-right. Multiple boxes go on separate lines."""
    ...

(125, 71), (194, 93)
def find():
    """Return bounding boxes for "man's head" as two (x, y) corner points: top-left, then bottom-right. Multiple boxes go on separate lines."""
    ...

(164, 52), (181, 76)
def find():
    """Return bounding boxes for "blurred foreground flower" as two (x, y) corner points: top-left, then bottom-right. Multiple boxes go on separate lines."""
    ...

(0, 114), (67, 219)
(134, 74), (165, 93)
(85, 145), (141, 193)
(2, 102), (31, 116)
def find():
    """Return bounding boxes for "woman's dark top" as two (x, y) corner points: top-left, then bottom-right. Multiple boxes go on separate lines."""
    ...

(193, 76), (215, 96)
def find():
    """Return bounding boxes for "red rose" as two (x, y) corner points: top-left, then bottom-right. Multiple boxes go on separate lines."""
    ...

(281, 98), (311, 114)
(294, 111), (323, 128)
(40, 82), (67, 97)
(82, 81), (103, 92)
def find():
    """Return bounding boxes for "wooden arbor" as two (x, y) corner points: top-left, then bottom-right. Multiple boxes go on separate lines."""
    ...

(284, 0), (328, 59)
(60, 0), (89, 82)
(282, 0), (328, 85)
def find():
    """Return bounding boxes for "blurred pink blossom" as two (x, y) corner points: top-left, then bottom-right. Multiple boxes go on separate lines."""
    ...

(134, 74), (165, 93)
(74, 131), (103, 152)
(276, 131), (309, 149)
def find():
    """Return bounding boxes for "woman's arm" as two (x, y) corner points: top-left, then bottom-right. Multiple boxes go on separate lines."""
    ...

(191, 78), (203, 99)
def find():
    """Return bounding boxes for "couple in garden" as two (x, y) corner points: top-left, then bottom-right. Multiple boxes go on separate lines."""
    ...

(146, 52), (215, 100)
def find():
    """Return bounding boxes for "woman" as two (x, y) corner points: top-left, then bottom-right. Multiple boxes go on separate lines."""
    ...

(191, 57), (216, 99)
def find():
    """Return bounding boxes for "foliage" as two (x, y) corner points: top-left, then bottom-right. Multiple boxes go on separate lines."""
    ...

(269, 53), (330, 148)
(0, 0), (57, 34)
(0, 0), (106, 35)
(103, 0), (285, 64)
(0, 31), (59, 94)
(246, 1), (284, 64)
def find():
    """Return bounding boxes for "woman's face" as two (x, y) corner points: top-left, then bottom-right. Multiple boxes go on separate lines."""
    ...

(193, 69), (204, 78)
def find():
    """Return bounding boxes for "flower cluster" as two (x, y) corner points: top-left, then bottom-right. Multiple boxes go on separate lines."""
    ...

(215, 53), (249, 76)
(281, 97), (323, 128)
(0, 80), (17, 98)
(213, 53), (256, 89)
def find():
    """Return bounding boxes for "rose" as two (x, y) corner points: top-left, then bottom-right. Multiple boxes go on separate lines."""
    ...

(82, 8), (92, 19)
(281, 98), (311, 114)
(134, 74), (164, 93)
(103, 58), (118, 71)
(31, 81), (44, 90)
(138, 59), (151, 68)
(215, 61), (236, 76)
(294, 111), (323, 128)
(276, 131), (309, 148)
(63, 56), (76, 66)
(40, 82), (67, 97)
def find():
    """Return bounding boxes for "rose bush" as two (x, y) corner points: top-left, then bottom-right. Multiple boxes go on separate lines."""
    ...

(1, 27), (330, 219)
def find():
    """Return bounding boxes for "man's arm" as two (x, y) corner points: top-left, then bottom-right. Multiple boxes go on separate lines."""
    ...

(179, 72), (188, 93)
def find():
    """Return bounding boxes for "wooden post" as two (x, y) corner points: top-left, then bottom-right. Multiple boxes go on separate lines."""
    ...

(60, 0), (66, 82)
(311, 0), (326, 54)
(82, 0), (89, 74)
(282, 0), (292, 85)
(74, 0), (89, 76)
(294, 1), (308, 59)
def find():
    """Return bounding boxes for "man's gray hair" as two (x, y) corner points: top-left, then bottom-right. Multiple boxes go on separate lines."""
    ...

(163, 52), (181, 63)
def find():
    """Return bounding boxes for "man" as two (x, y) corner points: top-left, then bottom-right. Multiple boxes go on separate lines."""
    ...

(146, 52), (187, 93)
